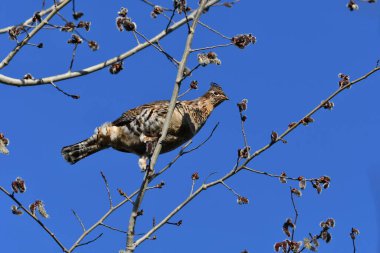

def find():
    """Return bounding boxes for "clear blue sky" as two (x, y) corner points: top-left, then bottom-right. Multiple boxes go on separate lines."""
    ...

(1, 1), (379, 252)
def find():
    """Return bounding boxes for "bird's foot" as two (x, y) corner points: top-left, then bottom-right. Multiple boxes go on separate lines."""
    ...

(138, 155), (148, 171)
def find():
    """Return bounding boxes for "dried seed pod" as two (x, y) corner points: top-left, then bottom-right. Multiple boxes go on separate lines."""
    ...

(238, 146), (250, 158)
(347, 0), (359, 11)
(338, 73), (350, 87)
(32, 12), (42, 23)
(156, 181), (165, 188)
(88, 40), (99, 51)
(312, 181), (322, 194)
(67, 34), (83, 44)
(237, 99), (248, 112)
(190, 80), (198, 89)
(322, 101), (334, 110)
(151, 5), (164, 18)
(197, 52), (221, 66)
(273, 241), (287, 252)
(279, 172), (287, 184)
(73, 12), (84, 20)
(271, 131), (278, 143)
(8, 26), (23, 40)
(291, 188), (302, 197)
(29, 202), (37, 216)
(303, 238), (317, 251)
(77, 21), (91, 31)
(301, 116), (314, 126)
(11, 177), (26, 193)
(326, 218), (336, 228)
(237, 196), (249, 205)
(287, 240), (302, 251)
(23, 73), (34, 80)
(116, 17), (137, 31)
(191, 172), (200, 180)
(350, 227), (360, 239)
(321, 231), (332, 243)
(61, 22), (76, 32)
(231, 34), (256, 49)
(288, 122), (297, 128)
(11, 205), (23, 215)
(283, 218), (295, 237)
(118, 7), (128, 17)
(298, 176), (306, 190)
(35, 200), (49, 218)
(109, 61), (124, 74)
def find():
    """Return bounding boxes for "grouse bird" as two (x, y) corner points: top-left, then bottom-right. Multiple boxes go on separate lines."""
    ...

(61, 83), (228, 168)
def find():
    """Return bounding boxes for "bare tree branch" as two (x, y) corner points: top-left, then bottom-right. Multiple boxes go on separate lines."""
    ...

(0, 0), (221, 87)
(100, 171), (113, 209)
(72, 209), (86, 232)
(133, 64), (380, 245)
(76, 233), (103, 248)
(0, 0), (67, 34)
(125, 2), (210, 252)
(0, 186), (68, 252)
(0, 0), (73, 69)
(190, 43), (234, 52)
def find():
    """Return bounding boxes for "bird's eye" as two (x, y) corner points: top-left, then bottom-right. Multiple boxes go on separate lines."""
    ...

(214, 92), (219, 96)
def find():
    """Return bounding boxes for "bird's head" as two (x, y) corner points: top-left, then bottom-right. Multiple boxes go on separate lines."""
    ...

(205, 82), (229, 107)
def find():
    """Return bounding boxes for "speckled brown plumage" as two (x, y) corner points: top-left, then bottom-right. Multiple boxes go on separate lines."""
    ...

(61, 84), (228, 166)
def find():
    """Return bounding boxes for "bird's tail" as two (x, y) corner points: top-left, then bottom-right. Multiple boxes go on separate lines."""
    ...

(61, 136), (104, 164)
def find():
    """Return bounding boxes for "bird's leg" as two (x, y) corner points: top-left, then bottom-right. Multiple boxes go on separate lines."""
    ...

(139, 135), (159, 172)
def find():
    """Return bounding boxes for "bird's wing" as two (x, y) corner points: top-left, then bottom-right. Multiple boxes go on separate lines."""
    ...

(112, 101), (170, 137)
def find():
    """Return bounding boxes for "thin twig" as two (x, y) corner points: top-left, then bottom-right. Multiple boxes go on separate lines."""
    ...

(220, 181), (240, 197)
(242, 166), (316, 182)
(76, 233), (103, 248)
(126, 170), (151, 252)
(190, 43), (234, 52)
(100, 223), (127, 234)
(239, 111), (249, 148)
(100, 171), (113, 209)
(178, 87), (192, 98)
(165, 8), (177, 32)
(139, 0), (155, 8)
(183, 8), (191, 34)
(72, 0), (76, 13)
(289, 187), (299, 242)
(50, 81), (79, 99)
(132, 31), (141, 45)
(68, 190), (139, 253)
(69, 44), (78, 72)
(182, 123), (219, 154)
(134, 30), (179, 66)
(190, 179), (196, 196)
(198, 21), (231, 40)
(72, 209), (86, 232)
(180, 64), (201, 82)
(153, 141), (192, 178)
